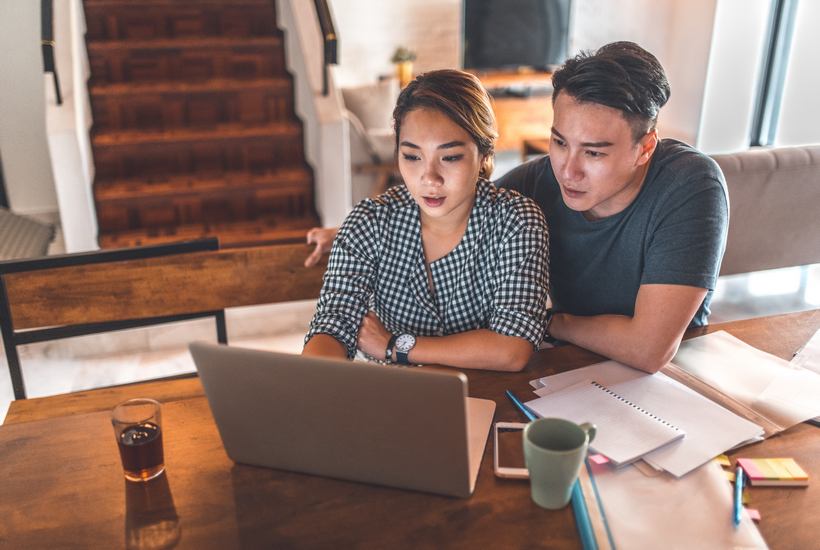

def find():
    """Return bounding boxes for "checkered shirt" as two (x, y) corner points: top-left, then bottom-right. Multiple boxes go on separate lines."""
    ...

(305, 179), (550, 359)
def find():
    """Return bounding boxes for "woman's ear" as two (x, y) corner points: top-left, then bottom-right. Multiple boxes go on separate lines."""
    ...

(479, 153), (494, 180)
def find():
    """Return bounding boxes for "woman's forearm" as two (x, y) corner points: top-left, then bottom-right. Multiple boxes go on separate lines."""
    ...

(408, 329), (533, 371)
(303, 333), (348, 359)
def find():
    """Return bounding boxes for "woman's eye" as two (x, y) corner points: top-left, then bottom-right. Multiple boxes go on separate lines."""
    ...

(442, 154), (464, 162)
(402, 153), (420, 161)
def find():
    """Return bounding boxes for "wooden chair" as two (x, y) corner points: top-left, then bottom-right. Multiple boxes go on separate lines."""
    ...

(0, 239), (326, 400)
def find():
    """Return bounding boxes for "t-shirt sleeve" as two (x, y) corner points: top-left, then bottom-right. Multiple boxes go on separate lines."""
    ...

(487, 200), (551, 348)
(641, 177), (729, 290)
(304, 201), (380, 357)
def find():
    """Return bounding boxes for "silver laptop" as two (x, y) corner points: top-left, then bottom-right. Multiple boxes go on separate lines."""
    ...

(189, 342), (496, 498)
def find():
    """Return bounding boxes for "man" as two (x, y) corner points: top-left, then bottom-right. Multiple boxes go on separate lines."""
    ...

(305, 41), (728, 374)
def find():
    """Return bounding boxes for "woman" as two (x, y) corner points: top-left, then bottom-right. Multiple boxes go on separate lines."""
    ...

(303, 69), (549, 371)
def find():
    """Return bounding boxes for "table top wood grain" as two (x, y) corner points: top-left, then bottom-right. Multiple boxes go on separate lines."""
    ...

(2, 310), (818, 548)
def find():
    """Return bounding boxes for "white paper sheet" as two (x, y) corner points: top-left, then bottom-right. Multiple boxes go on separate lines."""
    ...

(525, 380), (686, 466)
(791, 328), (820, 374)
(592, 461), (768, 550)
(673, 331), (820, 428)
(791, 328), (820, 423)
(530, 361), (764, 477)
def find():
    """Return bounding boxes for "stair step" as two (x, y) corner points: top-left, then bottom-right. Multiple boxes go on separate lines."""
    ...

(93, 122), (300, 148)
(89, 77), (291, 96)
(98, 216), (320, 250)
(94, 168), (312, 202)
(90, 78), (294, 132)
(94, 169), (315, 233)
(87, 36), (286, 84)
(92, 123), (305, 181)
(84, 0), (276, 41)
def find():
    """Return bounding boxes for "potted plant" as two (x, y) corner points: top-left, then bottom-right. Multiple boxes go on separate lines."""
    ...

(391, 46), (417, 88)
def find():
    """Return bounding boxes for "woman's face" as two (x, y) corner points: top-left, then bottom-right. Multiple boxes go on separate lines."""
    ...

(398, 107), (485, 225)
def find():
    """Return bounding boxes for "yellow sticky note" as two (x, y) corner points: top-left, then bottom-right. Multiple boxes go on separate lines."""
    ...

(715, 454), (731, 468)
(725, 470), (736, 482)
(743, 491), (750, 505)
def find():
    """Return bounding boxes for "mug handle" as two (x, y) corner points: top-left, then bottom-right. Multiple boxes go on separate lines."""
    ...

(579, 422), (597, 444)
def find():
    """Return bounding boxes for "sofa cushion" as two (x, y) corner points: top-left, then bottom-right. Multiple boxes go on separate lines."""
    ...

(712, 145), (820, 276)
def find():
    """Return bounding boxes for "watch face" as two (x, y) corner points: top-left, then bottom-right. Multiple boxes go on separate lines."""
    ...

(395, 334), (416, 352)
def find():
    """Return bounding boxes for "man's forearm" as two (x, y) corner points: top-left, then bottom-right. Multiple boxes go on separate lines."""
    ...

(549, 313), (681, 373)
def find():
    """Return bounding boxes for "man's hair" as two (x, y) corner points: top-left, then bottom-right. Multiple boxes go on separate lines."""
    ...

(393, 69), (498, 179)
(552, 41), (671, 142)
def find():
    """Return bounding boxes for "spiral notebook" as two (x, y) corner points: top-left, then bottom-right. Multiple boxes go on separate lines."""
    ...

(525, 380), (685, 466)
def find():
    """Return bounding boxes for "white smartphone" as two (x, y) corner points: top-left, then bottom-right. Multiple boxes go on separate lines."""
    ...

(493, 421), (530, 479)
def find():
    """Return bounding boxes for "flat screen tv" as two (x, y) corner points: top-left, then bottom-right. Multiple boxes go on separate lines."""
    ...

(462, 0), (571, 72)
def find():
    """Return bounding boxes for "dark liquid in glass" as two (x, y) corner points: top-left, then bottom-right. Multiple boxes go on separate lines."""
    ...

(118, 422), (164, 481)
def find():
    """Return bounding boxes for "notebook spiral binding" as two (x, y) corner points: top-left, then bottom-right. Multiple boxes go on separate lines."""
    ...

(590, 381), (684, 433)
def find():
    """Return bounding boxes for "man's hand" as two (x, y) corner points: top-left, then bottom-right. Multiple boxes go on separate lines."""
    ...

(304, 227), (339, 267)
(357, 311), (392, 360)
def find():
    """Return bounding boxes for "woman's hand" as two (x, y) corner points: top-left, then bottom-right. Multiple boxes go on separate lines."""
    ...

(357, 311), (392, 360)
(304, 227), (339, 267)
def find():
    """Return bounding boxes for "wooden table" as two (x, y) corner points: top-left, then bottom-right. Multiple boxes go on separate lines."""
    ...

(2, 310), (818, 548)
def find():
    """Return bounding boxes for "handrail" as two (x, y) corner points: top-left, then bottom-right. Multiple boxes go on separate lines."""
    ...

(312, 0), (338, 96)
(41, 0), (63, 105)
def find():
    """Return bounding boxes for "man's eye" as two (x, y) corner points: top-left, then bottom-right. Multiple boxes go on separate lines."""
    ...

(586, 150), (605, 158)
(552, 137), (566, 147)
(443, 154), (464, 162)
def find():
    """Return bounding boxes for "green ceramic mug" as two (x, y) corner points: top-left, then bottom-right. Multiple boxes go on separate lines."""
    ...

(523, 417), (597, 509)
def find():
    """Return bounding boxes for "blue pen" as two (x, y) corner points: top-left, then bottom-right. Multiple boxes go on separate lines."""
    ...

(505, 389), (538, 421)
(733, 466), (744, 526)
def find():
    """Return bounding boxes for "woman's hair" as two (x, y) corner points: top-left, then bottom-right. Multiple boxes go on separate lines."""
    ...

(393, 69), (497, 179)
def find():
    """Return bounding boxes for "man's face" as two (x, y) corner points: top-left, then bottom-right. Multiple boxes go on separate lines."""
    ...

(549, 92), (657, 220)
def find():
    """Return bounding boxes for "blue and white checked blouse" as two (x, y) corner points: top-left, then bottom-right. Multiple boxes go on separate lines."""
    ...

(305, 179), (550, 359)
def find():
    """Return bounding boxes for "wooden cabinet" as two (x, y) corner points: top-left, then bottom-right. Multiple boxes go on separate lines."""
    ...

(473, 70), (554, 152)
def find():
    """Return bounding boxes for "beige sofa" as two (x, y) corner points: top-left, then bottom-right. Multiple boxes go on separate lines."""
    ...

(711, 145), (820, 276)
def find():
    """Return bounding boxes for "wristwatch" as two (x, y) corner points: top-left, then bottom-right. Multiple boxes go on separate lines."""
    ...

(394, 333), (417, 365)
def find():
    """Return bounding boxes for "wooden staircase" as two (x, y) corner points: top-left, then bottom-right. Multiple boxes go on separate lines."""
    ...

(83, 0), (319, 248)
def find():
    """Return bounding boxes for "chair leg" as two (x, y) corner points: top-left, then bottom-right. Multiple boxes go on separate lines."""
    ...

(5, 346), (26, 400)
(216, 311), (228, 344)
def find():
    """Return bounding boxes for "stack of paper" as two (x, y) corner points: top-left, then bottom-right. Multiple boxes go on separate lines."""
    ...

(529, 361), (764, 477)
(525, 380), (686, 466)
(673, 331), (820, 429)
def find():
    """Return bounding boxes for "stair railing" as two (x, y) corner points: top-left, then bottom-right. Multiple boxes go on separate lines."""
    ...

(41, 0), (63, 105)
(313, 0), (338, 96)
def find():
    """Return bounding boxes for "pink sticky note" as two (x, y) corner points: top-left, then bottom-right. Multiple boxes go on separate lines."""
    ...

(746, 508), (761, 522)
(589, 454), (610, 465)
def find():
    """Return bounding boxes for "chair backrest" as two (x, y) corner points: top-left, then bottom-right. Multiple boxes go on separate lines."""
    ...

(0, 239), (327, 399)
(712, 145), (820, 276)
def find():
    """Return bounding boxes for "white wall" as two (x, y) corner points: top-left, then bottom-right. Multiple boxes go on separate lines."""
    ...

(0, 0), (59, 215)
(775, 0), (820, 147)
(279, 0), (352, 227)
(697, 0), (770, 154)
(571, 0), (718, 144)
(47, 0), (99, 252)
(329, 0), (461, 87)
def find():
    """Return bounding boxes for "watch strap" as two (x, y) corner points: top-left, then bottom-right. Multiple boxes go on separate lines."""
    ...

(386, 334), (398, 362)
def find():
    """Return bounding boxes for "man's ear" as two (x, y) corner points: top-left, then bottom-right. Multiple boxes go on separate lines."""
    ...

(636, 129), (659, 167)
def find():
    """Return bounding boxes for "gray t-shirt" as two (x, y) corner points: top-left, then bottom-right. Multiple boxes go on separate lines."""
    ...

(496, 139), (728, 326)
